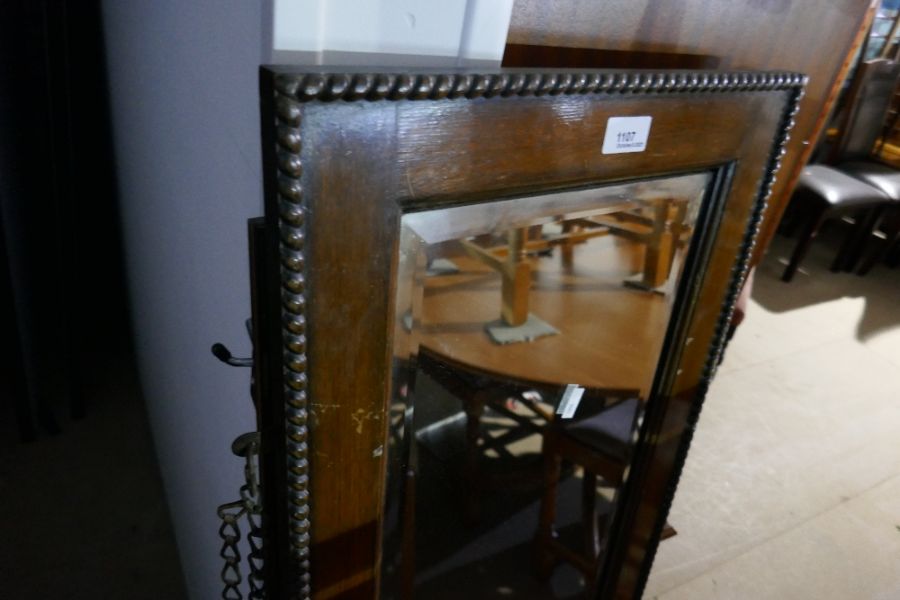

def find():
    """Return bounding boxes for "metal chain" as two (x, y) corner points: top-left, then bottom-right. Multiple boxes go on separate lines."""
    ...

(218, 499), (246, 599)
(218, 432), (265, 600)
(242, 436), (265, 600)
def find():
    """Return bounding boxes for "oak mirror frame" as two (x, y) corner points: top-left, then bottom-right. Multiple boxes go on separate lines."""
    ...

(256, 67), (805, 600)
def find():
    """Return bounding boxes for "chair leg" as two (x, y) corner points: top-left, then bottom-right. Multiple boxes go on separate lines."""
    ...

(463, 390), (487, 525)
(560, 222), (577, 268)
(399, 467), (416, 600)
(778, 197), (809, 238)
(581, 471), (600, 561)
(534, 436), (562, 581)
(859, 212), (900, 274)
(782, 205), (827, 282)
(832, 206), (882, 273)
(856, 233), (887, 275)
(887, 238), (900, 267)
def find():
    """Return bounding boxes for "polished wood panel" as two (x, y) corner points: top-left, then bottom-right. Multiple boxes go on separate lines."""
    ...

(503, 43), (720, 70)
(505, 0), (877, 266)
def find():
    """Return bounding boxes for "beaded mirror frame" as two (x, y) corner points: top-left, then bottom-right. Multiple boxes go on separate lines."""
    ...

(254, 68), (805, 599)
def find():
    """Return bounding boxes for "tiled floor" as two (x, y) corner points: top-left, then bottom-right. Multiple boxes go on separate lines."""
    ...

(644, 232), (900, 599)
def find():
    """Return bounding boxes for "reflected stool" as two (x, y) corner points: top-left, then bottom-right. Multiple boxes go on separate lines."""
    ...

(534, 397), (641, 581)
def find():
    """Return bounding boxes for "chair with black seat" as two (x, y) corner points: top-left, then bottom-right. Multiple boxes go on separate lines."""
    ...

(781, 58), (900, 281)
(832, 59), (900, 270)
(780, 166), (889, 281)
(532, 394), (675, 591)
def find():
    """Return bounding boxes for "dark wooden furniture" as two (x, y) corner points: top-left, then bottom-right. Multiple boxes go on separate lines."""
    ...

(533, 394), (676, 592)
(780, 58), (900, 281)
(503, 0), (875, 270)
(858, 205), (900, 273)
(829, 60), (900, 165)
(779, 165), (888, 281)
(534, 395), (637, 579)
(255, 67), (804, 599)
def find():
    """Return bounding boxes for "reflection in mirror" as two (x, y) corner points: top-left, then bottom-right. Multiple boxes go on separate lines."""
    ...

(382, 173), (711, 599)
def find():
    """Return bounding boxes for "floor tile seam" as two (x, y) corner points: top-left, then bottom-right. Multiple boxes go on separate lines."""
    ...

(651, 471), (900, 597)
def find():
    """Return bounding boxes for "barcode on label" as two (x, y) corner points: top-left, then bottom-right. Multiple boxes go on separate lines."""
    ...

(602, 116), (652, 154)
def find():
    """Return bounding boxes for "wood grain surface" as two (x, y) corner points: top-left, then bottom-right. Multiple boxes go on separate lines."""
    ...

(505, 0), (877, 267)
(260, 68), (803, 599)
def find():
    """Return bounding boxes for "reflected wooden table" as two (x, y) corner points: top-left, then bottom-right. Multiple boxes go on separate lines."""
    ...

(418, 234), (671, 396)
(413, 234), (673, 520)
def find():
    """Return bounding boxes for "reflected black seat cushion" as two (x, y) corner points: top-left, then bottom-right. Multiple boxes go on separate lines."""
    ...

(795, 165), (889, 207)
(839, 161), (900, 200)
(562, 397), (639, 461)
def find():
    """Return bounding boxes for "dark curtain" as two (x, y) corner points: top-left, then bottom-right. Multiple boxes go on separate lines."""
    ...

(0, 0), (127, 439)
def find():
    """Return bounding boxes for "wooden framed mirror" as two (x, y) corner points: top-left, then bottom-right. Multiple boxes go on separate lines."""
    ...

(254, 68), (804, 599)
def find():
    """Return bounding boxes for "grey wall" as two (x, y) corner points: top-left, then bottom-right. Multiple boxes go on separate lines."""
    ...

(100, 2), (267, 597)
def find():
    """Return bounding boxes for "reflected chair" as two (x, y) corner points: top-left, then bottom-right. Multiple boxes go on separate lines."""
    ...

(781, 59), (900, 281)
(417, 348), (555, 524)
(533, 395), (675, 588)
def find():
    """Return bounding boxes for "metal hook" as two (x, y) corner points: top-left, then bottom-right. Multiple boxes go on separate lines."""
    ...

(211, 343), (253, 367)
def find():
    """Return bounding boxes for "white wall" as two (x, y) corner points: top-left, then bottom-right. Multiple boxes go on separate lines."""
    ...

(101, 3), (265, 597)
(100, 2), (511, 598)
(273, 0), (514, 65)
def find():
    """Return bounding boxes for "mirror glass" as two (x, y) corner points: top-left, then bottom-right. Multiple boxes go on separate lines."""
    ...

(382, 173), (711, 599)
